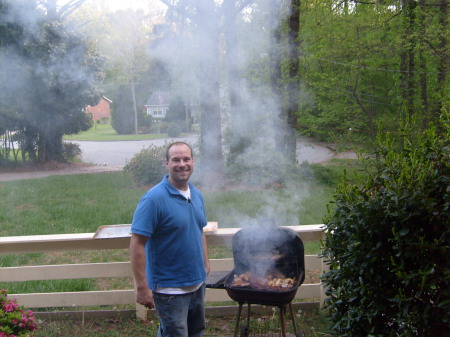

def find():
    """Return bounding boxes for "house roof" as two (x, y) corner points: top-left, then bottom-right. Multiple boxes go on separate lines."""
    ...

(145, 91), (170, 106)
(86, 96), (112, 121)
(102, 95), (113, 103)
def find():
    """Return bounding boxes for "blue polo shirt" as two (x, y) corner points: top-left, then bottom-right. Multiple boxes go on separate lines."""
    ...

(131, 175), (207, 291)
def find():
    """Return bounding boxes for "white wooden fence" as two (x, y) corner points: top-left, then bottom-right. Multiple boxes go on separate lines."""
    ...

(0, 224), (327, 320)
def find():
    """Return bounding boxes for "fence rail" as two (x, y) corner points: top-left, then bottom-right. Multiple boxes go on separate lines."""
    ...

(0, 224), (326, 320)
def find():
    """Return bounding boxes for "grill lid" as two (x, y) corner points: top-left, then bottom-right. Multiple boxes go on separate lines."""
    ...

(232, 226), (305, 280)
(221, 226), (306, 305)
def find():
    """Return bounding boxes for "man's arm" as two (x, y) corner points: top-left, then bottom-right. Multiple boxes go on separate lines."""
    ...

(129, 233), (155, 309)
(202, 232), (210, 276)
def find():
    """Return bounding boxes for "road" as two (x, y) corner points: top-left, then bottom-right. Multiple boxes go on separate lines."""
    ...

(73, 136), (349, 168)
(73, 136), (199, 167)
(0, 137), (355, 182)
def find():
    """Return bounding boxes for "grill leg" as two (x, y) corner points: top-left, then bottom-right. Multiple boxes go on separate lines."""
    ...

(279, 306), (287, 337)
(288, 302), (298, 335)
(233, 302), (244, 337)
(246, 303), (251, 332)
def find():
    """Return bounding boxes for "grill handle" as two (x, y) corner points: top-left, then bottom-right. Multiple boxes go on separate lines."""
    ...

(205, 271), (230, 289)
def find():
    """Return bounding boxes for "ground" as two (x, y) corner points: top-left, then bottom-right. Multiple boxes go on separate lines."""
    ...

(0, 162), (122, 182)
(0, 147), (357, 182)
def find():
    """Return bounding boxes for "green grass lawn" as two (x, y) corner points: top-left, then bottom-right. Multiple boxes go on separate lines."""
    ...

(64, 123), (195, 141)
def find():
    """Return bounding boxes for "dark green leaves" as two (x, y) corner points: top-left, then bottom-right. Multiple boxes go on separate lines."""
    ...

(321, 112), (450, 336)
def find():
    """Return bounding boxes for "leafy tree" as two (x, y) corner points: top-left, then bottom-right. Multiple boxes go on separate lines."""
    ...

(0, 0), (100, 163)
(111, 84), (136, 135)
(166, 96), (189, 124)
(69, 5), (162, 135)
(297, 0), (448, 144)
(322, 111), (450, 336)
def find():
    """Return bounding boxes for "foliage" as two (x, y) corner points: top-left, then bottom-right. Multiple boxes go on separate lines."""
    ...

(72, 6), (170, 136)
(309, 165), (341, 187)
(0, 289), (40, 337)
(165, 96), (187, 122)
(0, 0), (101, 164)
(322, 112), (450, 336)
(167, 122), (182, 137)
(61, 142), (81, 161)
(165, 96), (190, 134)
(111, 84), (138, 135)
(296, 0), (448, 143)
(123, 144), (167, 186)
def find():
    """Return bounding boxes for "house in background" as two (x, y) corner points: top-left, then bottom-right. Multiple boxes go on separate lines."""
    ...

(144, 91), (170, 122)
(86, 96), (112, 122)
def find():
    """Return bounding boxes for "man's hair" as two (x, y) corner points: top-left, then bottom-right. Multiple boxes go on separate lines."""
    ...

(166, 142), (193, 161)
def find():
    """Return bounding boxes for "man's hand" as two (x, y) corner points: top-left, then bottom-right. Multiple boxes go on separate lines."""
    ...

(130, 234), (154, 308)
(136, 286), (155, 309)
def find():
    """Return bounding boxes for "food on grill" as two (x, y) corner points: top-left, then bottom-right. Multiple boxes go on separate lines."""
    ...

(250, 253), (284, 261)
(232, 273), (251, 287)
(231, 272), (296, 290)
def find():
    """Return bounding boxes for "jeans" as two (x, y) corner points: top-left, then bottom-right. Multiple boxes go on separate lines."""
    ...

(154, 283), (206, 337)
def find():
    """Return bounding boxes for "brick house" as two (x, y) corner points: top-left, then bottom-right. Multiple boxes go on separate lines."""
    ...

(86, 96), (112, 121)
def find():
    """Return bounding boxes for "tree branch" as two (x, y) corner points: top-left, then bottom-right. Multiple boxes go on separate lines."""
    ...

(59, 0), (86, 19)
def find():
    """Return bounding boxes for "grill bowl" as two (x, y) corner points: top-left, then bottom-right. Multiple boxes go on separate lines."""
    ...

(224, 226), (306, 306)
(224, 269), (304, 306)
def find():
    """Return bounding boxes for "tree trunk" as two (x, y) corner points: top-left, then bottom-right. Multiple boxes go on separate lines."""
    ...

(285, 0), (301, 163)
(197, 10), (224, 187)
(131, 77), (138, 135)
(418, 0), (428, 129)
(158, 0), (225, 187)
(435, 0), (448, 127)
(223, 0), (246, 158)
(270, 0), (283, 154)
(400, 0), (417, 118)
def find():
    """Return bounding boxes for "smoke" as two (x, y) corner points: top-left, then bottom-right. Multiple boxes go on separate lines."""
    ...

(0, 1), (40, 103)
(151, 2), (293, 157)
(1, 0), (314, 227)
(147, 1), (312, 227)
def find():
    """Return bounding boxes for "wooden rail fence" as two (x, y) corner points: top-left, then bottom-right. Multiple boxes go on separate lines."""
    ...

(0, 224), (327, 320)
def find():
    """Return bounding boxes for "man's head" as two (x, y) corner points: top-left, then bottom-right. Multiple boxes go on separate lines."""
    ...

(165, 142), (194, 190)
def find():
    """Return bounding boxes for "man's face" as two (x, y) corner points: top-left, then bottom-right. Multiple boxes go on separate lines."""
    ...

(166, 144), (194, 189)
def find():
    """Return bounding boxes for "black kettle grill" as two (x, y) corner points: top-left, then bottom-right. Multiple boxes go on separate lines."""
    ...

(208, 226), (305, 337)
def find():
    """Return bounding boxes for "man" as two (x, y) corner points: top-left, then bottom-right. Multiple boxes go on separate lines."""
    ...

(130, 142), (210, 337)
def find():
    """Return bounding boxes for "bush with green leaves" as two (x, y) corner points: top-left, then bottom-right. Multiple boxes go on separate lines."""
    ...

(123, 144), (167, 186)
(167, 122), (182, 137)
(62, 142), (82, 161)
(322, 113), (449, 337)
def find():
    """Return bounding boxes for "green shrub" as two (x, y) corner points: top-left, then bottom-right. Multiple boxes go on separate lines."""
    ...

(322, 113), (450, 337)
(167, 122), (182, 137)
(149, 122), (168, 134)
(310, 165), (341, 186)
(123, 144), (167, 186)
(62, 142), (82, 161)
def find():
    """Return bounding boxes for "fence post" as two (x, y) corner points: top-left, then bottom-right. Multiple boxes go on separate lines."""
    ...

(319, 230), (329, 308)
(135, 303), (148, 320)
